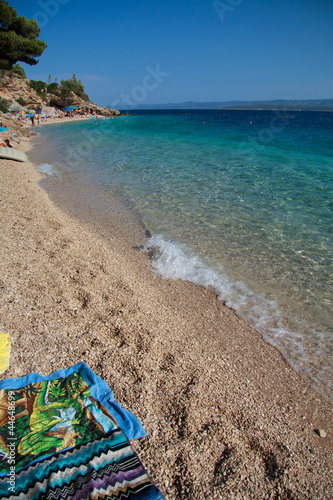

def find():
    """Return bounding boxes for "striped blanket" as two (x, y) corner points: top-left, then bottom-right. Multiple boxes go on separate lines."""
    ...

(0, 363), (163, 499)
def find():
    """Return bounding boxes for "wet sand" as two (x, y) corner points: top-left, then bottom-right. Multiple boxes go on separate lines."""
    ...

(0, 122), (332, 499)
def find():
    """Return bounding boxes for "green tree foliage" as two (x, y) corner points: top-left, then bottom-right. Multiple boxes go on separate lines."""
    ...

(46, 82), (59, 95)
(60, 74), (89, 101)
(27, 75), (89, 104)
(0, 97), (10, 112)
(15, 96), (26, 106)
(29, 79), (47, 101)
(11, 62), (26, 78)
(0, 62), (26, 80)
(0, 1), (47, 70)
(29, 79), (46, 94)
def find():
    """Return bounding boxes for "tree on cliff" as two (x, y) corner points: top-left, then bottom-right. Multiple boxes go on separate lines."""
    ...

(0, 1), (47, 70)
(60, 74), (90, 102)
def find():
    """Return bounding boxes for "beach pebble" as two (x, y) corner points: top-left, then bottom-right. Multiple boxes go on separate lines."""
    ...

(314, 429), (327, 438)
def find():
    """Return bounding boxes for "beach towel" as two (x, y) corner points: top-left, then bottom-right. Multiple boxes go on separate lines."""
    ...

(0, 362), (163, 499)
(0, 333), (11, 375)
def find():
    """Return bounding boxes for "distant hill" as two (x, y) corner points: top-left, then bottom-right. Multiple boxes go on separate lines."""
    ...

(107, 99), (333, 112)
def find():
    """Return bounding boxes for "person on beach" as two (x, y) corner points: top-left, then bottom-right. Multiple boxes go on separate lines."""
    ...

(0, 138), (13, 148)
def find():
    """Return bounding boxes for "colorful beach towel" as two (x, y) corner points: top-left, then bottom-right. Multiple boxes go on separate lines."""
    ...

(0, 362), (163, 499)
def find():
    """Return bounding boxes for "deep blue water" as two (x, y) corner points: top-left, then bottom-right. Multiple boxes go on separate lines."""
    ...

(33, 109), (333, 402)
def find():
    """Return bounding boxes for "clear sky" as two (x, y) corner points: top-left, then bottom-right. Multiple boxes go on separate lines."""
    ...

(9, 0), (333, 107)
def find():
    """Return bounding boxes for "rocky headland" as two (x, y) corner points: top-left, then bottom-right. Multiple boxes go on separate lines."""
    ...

(0, 74), (119, 117)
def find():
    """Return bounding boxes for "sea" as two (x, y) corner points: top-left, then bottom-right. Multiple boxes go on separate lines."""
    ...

(31, 109), (333, 403)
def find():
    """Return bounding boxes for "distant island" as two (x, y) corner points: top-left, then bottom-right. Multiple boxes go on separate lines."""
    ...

(108, 99), (333, 112)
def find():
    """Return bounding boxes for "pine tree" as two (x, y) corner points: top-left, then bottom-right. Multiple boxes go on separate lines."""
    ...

(0, 1), (47, 70)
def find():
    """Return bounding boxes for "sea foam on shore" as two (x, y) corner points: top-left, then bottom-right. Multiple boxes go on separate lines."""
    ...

(141, 233), (333, 403)
(35, 162), (60, 177)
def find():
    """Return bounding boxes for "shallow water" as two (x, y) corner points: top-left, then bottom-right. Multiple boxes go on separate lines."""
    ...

(31, 109), (333, 402)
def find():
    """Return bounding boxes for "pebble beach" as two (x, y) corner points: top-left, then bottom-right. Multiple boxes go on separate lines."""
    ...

(0, 117), (332, 499)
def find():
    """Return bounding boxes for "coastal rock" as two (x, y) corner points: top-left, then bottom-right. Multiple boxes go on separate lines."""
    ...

(0, 75), (120, 116)
(41, 106), (58, 117)
(48, 91), (119, 116)
(88, 103), (120, 116)
(9, 101), (24, 113)
(0, 75), (42, 106)
(314, 429), (327, 438)
(48, 91), (81, 108)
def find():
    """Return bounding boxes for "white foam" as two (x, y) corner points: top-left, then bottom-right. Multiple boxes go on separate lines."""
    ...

(35, 163), (60, 177)
(141, 234), (333, 403)
(141, 233), (283, 328)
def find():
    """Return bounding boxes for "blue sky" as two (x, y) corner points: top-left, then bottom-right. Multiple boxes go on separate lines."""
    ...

(10, 0), (333, 107)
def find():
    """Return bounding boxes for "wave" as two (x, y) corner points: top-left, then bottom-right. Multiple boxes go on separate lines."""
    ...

(141, 233), (333, 403)
(35, 163), (60, 177)
(141, 234), (283, 326)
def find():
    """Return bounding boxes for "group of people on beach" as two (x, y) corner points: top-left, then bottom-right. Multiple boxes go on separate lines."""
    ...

(28, 115), (40, 126)
(0, 109), (106, 151)
(18, 112), (51, 126)
(13, 107), (101, 127)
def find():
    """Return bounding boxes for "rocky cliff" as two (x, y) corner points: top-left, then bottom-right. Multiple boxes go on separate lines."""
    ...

(0, 75), (119, 116)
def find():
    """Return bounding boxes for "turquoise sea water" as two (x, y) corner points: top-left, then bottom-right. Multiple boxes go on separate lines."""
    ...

(32, 110), (333, 402)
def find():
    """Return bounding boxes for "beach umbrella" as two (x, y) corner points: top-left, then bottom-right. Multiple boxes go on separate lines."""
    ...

(64, 105), (80, 111)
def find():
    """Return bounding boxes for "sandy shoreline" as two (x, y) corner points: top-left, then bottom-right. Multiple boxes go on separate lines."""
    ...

(0, 122), (332, 498)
